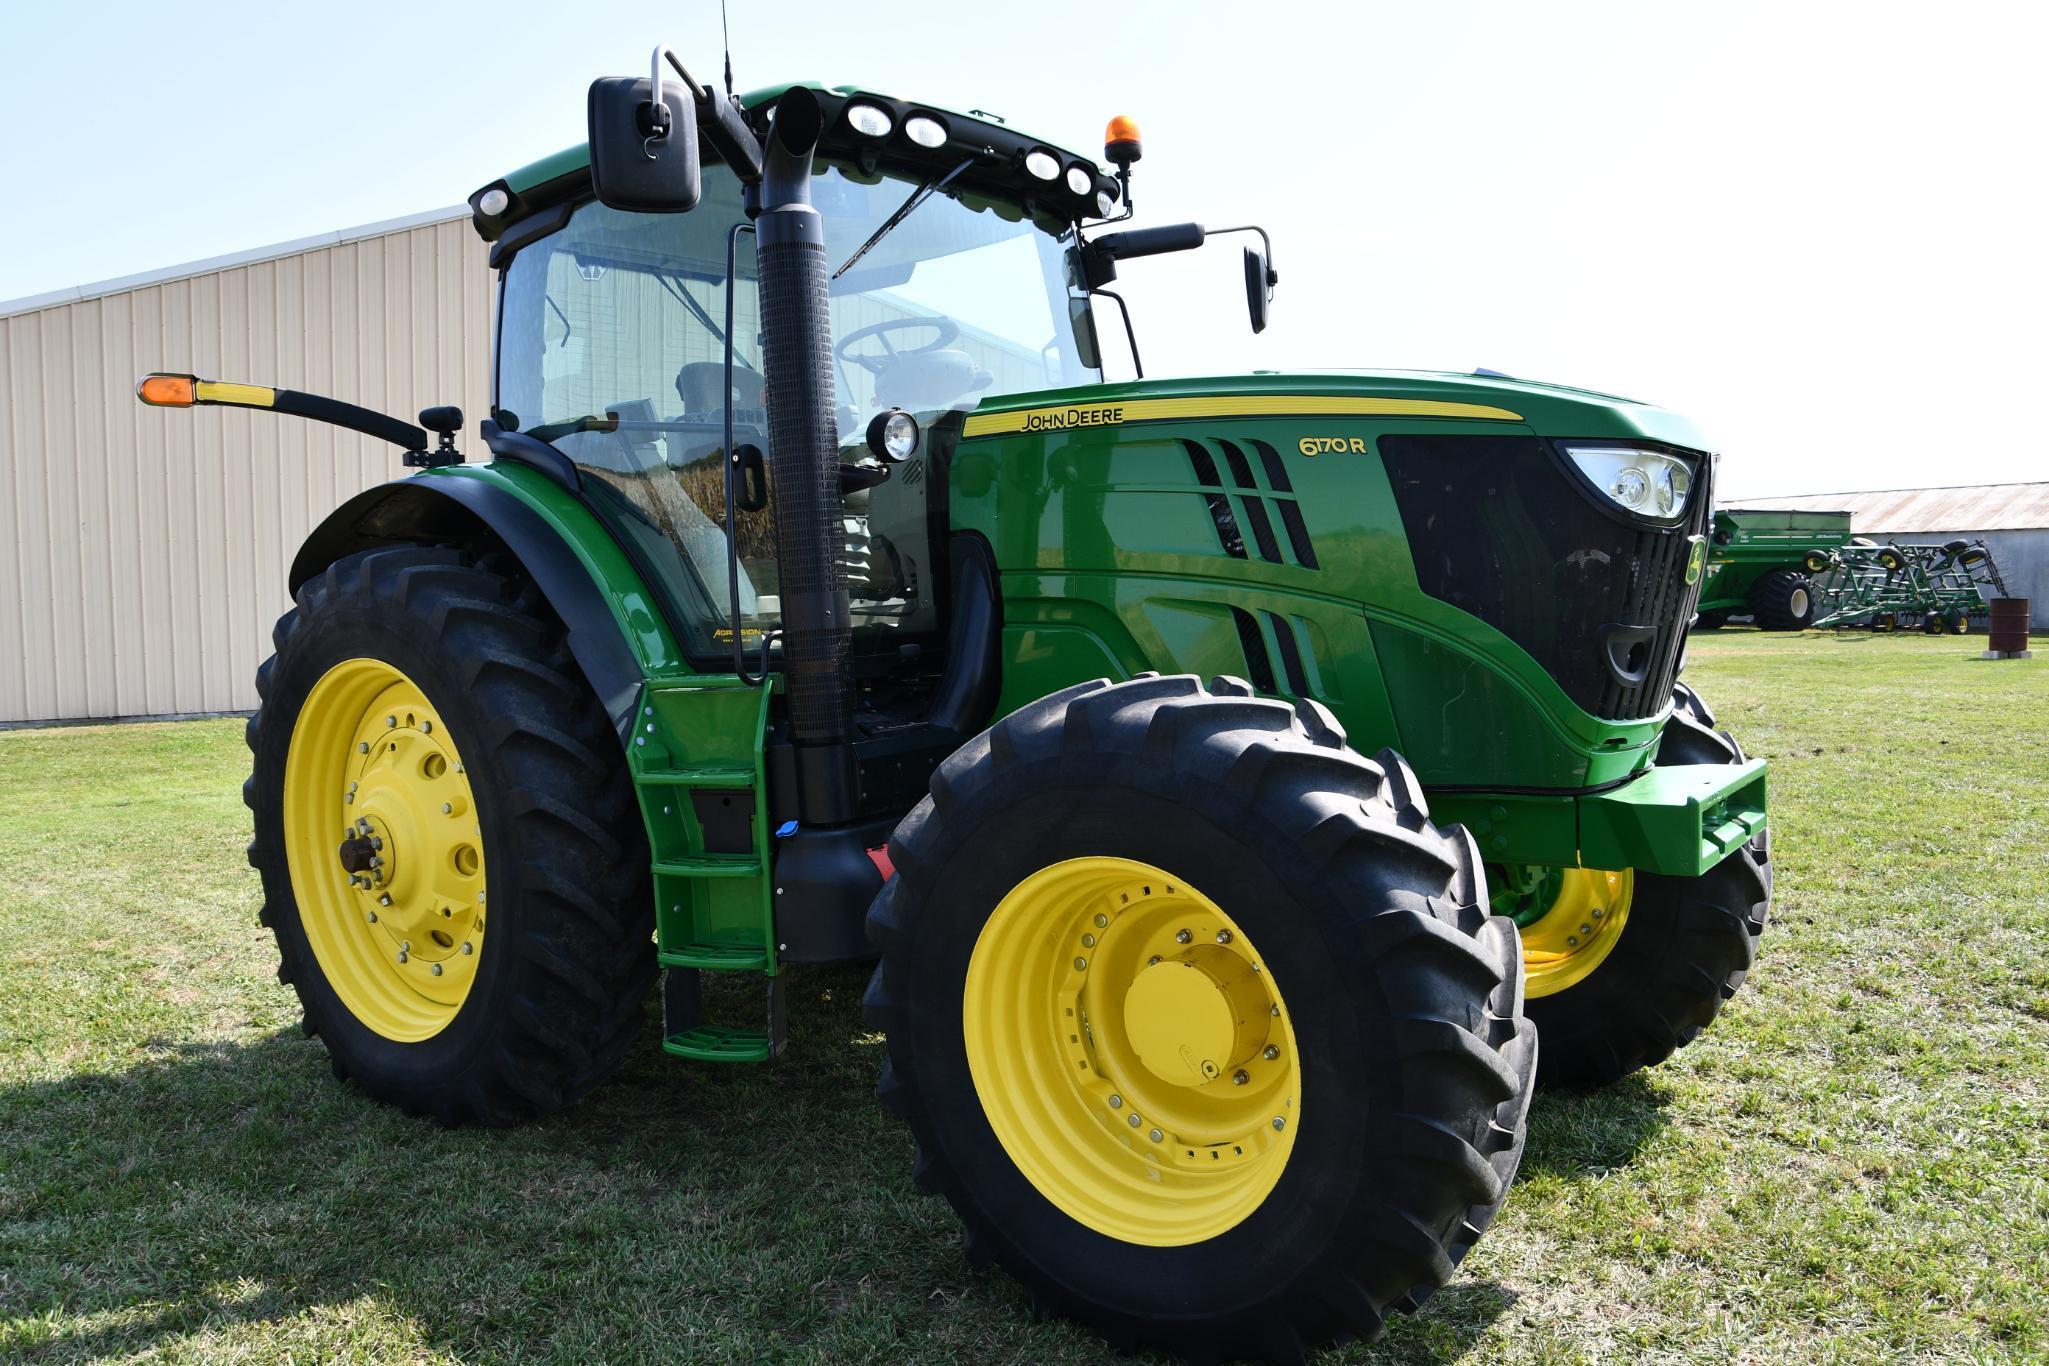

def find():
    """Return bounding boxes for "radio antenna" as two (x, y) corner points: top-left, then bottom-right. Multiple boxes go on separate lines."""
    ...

(721, 0), (734, 97)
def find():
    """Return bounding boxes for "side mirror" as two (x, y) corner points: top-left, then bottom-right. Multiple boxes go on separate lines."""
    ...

(588, 75), (700, 212)
(1243, 245), (1276, 334)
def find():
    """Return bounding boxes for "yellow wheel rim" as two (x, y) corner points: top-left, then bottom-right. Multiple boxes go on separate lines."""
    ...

(1518, 867), (1633, 999)
(962, 857), (1300, 1246)
(283, 658), (488, 1042)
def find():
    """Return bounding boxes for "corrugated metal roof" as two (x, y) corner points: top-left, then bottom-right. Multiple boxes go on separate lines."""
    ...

(1727, 482), (2049, 533)
(0, 206), (470, 321)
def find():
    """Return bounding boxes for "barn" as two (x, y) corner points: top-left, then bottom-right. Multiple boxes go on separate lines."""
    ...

(1730, 482), (2049, 610)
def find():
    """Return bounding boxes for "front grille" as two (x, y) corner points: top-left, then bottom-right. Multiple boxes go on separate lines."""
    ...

(1380, 435), (1710, 720)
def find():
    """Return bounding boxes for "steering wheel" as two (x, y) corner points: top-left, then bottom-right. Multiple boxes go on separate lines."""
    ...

(834, 316), (961, 376)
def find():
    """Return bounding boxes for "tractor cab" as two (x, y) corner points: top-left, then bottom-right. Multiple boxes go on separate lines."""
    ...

(484, 110), (1101, 679)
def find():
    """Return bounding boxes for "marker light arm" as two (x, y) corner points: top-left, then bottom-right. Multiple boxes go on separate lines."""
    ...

(136, 373), (429, 451)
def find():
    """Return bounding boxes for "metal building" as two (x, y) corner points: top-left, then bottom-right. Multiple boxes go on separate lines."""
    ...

(0, 208), (490, 725)
(1730, 482), (2049, 610)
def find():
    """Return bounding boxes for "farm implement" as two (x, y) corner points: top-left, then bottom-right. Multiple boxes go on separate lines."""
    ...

(1807, 538), (2010, 633)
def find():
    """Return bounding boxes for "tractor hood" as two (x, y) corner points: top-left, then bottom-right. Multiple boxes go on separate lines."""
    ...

(961, 370), (1712, 452)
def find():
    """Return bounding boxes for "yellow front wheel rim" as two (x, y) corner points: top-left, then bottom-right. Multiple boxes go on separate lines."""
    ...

(283, 658), (488, 1042)
(1518, 868), (1633, 998)
(963, 857), (1300, 1246)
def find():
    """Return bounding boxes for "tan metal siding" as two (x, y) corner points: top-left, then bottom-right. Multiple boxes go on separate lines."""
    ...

(0, 215), (491, 723)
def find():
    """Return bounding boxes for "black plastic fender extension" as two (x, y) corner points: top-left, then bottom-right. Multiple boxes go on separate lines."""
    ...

(289, 478), (644, 746)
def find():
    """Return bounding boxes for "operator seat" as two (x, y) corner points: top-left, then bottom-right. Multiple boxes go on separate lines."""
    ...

(676, 361), (766, 416)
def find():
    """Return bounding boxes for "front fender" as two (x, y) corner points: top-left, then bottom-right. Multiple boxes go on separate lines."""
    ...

(290, 463), (686, 745)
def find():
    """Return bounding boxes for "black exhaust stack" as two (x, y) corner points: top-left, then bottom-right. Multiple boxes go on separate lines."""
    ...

(755, 90), (857, 818)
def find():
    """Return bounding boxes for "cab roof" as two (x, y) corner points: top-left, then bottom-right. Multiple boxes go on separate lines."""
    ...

(473, 80), (1115, 245)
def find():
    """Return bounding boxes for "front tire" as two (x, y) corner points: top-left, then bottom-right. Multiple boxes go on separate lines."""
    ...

(248, 546), (654, 1124)
(865, 675), (1535, 1361)
(1508, 688), (1771, 1088)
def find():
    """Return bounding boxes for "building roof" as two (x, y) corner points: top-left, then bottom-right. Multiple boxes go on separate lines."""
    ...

(0, 206), (470, 321)
(1728, 482), (2049, 533)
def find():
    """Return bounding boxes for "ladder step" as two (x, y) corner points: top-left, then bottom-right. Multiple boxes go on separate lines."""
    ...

(653, 855), (763, 879)
(639, 765), (756, 788)
(660, 941), (772, 971)
(664, 1025), (774, 1064)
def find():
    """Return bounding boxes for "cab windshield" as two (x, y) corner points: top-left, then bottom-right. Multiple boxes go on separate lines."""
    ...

(495, 161), (1098, 661)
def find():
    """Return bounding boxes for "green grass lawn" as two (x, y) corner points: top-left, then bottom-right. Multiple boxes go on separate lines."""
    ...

(3, 631), (2046, 1363)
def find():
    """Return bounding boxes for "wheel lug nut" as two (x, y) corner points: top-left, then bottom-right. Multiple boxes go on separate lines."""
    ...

(1108, 1094), (1123, 1109)
(1175, 929), (1192, 944)
(397, 951), (408, 964)
(1263, 1044), (1280, 1061)
(1215, 929), (1233, 944)
(430, 963), (443, 976)
(1128, 1113), (1142, 1128)
(366, 911), (377, 923)
(442, 803), (453, 814)
(1567, 936), (1580, 947)
(1147, 955), (1162, 965)
(1073, 957), (1087, 971)
(358, 742), (369, 754)
(1580, 923), (1593, 936)
(1148, 1128), (1163, 1143)
(1272, 1117), (1286, 1132)
(385, 716), (397, 728)
(420, 720), (432, 734)
(1093, 914), (1108, 928)
(460, 942), (473, 955)
(1270, 1004), (1281, 1018)
(1232, 1069), (1249, 1086)
(379, 894), (391, 906)
(1081, 934), (1096, 948)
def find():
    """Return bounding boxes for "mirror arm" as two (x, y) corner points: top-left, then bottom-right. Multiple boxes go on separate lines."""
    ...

(1093, 288), (1143, 380)
(1206, 224), (1279, 288)
(652, 43), (763, 183)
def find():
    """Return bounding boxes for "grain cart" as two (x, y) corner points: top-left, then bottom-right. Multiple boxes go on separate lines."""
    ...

(136, 50), (1771, 1361)
(1808, 538), (2009, 633)
(1693, 506), (1854, 630)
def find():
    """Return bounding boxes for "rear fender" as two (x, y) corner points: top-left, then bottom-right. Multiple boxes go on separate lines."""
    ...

(290, 465), (685, 745)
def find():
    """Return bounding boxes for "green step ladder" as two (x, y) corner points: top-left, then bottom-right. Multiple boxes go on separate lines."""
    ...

(631, 674), (784, 1063)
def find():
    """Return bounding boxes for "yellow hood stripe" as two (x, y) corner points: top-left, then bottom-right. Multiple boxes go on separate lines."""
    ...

(962, 394), (1522, 438)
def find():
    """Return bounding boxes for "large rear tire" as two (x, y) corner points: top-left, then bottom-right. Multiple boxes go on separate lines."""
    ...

(1508, 688), (1771, 1088)
(1748, 568), (1815, 630)
(865, 675), (1535, 1361)
(247, 546), (654, 1124)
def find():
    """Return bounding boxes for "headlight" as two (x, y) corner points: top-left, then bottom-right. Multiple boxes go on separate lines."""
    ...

(866, 408), (920, 462)
(1094, 188), (1116, 217)
(1024, 149), (1060, 181)
(1065, 165), (1093, 196)
(845, 102), (893, 138)
(904, 114), (947, 148)
(1561, 445), (1696, 518)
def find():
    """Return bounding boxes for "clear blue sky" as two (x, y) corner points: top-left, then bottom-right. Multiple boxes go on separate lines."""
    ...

(3, 0), (2042, 496)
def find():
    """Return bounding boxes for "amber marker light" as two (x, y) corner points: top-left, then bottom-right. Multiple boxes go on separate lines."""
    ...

(1104, 114), (1143, 167)
(136, 373), (198, 407)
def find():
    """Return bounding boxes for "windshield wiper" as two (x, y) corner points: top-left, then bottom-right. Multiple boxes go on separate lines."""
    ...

(832, 158), (975, 281)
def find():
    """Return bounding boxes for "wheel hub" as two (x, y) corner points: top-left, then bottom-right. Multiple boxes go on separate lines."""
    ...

(1500, 864), (1634, 999)
(1122, 946), (1271, 1088)
(283, 659), (488, 1041)
(962, 857), (1301, 1246)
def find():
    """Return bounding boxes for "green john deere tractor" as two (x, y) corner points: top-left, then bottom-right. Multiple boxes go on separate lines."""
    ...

(137, 49), (1771, 1362)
